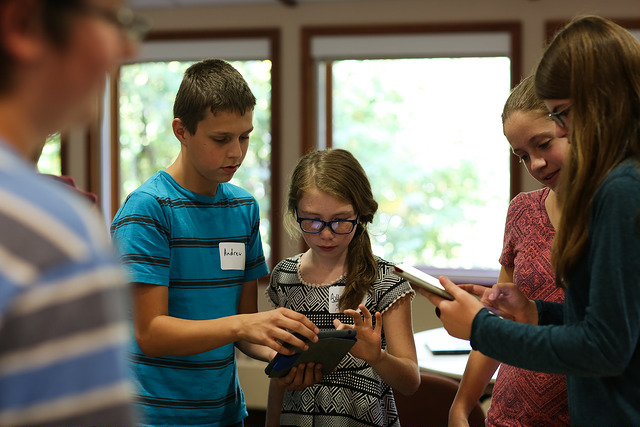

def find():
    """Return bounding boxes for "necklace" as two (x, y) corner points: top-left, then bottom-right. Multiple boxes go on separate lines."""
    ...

(297, 254), (346, 287)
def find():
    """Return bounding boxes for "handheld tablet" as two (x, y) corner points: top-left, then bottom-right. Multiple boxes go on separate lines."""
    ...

(265, 329), (357, 378)
(392, 263), (454, 301)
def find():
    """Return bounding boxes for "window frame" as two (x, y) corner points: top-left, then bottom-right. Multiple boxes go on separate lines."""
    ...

(301, 23), (522, 282)
(545, 18), (640, 43)
(302, 22), (522, 200)
(108, 28), (284, 265)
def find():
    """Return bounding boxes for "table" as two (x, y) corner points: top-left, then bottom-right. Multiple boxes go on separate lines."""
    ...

(415, 327), (497, 382)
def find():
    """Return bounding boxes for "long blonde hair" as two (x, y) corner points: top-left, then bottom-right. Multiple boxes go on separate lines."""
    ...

(535, 16), (640, 286)
(286, 149), (378, 310)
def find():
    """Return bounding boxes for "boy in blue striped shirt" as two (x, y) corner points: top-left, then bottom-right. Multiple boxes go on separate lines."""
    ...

(111, 59), (319, 427)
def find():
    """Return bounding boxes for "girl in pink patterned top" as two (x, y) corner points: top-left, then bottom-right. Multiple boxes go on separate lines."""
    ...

(449, 75), (571, 427)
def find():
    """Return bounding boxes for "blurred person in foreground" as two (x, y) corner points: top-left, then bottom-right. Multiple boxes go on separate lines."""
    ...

(0, 0), (144, 425)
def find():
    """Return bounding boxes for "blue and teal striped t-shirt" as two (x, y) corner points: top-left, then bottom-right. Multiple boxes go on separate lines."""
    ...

(111, 171), (269, 427)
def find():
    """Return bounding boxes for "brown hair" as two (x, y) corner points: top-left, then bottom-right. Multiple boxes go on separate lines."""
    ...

(286, 148), (379, 310)
(501, 74), (548, 128)
(0, 0), (83, 93)
(535, 15), (640, 286)
(173, 59), (256, 135)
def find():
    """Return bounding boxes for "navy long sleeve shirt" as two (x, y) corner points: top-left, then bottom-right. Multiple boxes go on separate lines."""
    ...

(472, 160), (640, 426)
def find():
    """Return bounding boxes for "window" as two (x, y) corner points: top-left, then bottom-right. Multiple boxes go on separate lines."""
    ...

(37, 133), (62, 175)
(109, 31), (281, 263)
(303, 24), (521, 281)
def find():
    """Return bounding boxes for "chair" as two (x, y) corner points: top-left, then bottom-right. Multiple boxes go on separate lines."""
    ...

(394, 371), (486, 427)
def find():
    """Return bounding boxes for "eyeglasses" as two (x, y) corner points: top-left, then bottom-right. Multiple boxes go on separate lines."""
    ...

(296, 216), (359, 235)
(80, 4), (150, 43)
(548, 105), (570, 129)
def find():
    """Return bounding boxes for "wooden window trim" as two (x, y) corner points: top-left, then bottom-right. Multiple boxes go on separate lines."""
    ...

(545, 17), (640, 43)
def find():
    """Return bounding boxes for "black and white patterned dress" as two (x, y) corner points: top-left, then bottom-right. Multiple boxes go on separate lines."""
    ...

(267, 254), (415, 427)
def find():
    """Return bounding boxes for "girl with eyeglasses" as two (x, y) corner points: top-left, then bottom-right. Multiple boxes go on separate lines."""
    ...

(423, 15), (640, 426)
(266, 148), (420, 427)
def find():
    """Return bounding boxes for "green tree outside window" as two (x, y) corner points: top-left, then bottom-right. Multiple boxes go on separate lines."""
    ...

(330, 58), (511, 270)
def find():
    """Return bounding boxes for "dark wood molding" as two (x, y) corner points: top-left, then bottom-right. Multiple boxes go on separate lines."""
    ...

(144, 28), (280, 42)
(508, 22), (522, 200)
(545, 17), (640, 44)
(302, 21), (521, 37)
(60, 133), (69, 177)
(268, 29), (283, 268)
(301, 27), (316, 156)
(86, 110), (101, 200)
(109, 69), (120, 220)
(324, 61), (332, 149)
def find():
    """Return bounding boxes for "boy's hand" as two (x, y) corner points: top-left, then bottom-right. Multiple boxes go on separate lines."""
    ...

(334, 304), (383, 364)
(239, 308), (319, 355)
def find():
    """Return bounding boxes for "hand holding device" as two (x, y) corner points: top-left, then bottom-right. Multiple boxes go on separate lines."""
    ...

(265, 329), (357, 378)
(392, 263), (454, 300)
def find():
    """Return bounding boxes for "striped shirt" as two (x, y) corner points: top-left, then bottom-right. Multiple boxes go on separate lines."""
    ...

(0, 141), (133, 426)
(111, 171), (269, 427)
(267, 255), (414, 427)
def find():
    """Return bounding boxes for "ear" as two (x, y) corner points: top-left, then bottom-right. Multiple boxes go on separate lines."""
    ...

(0, 0), (47, 63)
(172, 118), (189, 145)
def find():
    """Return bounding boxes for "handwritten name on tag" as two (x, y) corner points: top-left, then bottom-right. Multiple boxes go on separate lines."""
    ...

(329, 285), (369, 314)
(328, 285), (345, 314)
(219, 242), (245, 270)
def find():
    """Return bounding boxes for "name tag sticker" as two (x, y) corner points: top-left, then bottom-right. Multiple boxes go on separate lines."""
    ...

(219, 242), (245, 270)
(328, 285), (345, 314)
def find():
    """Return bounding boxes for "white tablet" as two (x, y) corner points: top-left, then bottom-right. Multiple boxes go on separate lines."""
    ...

(392, 263), (454, 301)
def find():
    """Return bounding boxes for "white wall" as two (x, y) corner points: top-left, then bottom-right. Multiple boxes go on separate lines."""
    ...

(135, 0), (639, 262)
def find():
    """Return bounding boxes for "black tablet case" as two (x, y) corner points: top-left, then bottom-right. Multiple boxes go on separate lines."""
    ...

(265, 329), (357, 378)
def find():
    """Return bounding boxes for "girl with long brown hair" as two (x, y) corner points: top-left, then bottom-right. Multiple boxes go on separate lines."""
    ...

(423, 15), (640, 426)
(267, 148), (420, 427)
